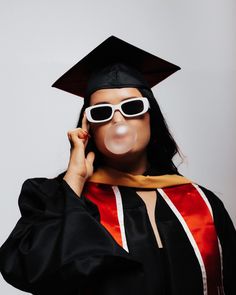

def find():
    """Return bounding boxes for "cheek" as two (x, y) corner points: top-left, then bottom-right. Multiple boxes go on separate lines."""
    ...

(138, 114), (151, 146)
(131, 114), (151, 148)
(91, 124), (107, 151)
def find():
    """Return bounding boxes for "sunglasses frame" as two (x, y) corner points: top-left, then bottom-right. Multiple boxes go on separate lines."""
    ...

(85, 97), (150, 123)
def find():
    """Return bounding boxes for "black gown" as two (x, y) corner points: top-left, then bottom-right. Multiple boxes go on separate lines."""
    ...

(0, 172), (235, 295)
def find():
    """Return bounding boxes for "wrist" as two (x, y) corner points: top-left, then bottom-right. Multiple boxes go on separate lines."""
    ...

(63, 172), (86, 197)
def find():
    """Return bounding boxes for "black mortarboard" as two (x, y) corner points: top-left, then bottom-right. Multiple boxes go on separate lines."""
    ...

(52, 35), (180, 98)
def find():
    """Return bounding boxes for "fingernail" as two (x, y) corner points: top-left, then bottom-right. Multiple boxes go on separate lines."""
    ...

(82, 130), (91, 138)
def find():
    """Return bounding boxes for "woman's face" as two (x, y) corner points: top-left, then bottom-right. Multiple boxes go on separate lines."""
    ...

(88, 88), (151, 158)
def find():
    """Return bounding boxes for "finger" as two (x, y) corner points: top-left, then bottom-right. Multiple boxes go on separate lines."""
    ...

(67, 128), (88, 144)
(67, 132), (72, 141)
(81, 114), (91, 148)
(70, 133), (86, 150)
(68, 127), (87, 137)
(86, 151), (95, 165)
(82, 112), (90, 134)
(69, 135), (87, 165)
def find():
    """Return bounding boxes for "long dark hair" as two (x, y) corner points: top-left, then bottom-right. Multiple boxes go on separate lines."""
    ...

(76, 87), (183, 175)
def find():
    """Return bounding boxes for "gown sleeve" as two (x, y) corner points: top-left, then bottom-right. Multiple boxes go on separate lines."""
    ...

(0, 176), (136, 295)
(200, 186), (236, 295)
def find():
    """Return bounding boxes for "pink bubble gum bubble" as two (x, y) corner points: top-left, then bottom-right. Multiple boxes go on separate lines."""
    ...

(104, 122), (137, 155)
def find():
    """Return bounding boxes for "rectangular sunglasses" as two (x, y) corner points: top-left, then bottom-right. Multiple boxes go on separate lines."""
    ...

(85, 97), (150, 123)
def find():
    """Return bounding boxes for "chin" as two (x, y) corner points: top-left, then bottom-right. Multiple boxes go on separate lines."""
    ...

(106, 146), (146, 160)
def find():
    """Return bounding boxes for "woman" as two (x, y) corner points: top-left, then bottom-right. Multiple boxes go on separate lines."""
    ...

(0, 36), (235, 295)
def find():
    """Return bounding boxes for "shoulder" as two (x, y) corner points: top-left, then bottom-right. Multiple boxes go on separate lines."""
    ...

(17, 171), (92, 218)
(169, 182), (232, 224)
(191, 183), (230, 219)
(195, 184), (235, 233)
(20, 177), (59, 199)
(21, 170), (66, 195)
(195, 184), (226, 211)
(18, 171), (69, 212)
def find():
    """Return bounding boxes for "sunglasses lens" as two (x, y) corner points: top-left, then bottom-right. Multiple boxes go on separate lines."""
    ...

(122, 100), (144, 116)
(90, 106), (112, 121)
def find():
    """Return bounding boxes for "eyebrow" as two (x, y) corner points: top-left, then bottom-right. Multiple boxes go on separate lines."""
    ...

(92, 96), (140, 106)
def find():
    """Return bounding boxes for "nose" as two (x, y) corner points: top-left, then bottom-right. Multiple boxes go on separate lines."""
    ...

(112, 110), (125, 123)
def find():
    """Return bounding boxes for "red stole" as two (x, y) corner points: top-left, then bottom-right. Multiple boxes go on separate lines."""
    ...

(83, 182), (224, 295)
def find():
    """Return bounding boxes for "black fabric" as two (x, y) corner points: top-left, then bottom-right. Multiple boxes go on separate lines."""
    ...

(0, 176), (235, 295)
(0, 178), (142, 295)
(119, 186), (170, 294)
(85, 63), (150, 98)
(155, 190), (204, 294)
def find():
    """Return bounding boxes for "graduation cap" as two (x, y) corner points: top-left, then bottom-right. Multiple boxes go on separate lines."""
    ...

(52, 35), (180, 98)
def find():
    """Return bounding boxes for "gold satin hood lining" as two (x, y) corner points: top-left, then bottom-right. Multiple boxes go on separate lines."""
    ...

(87, 167), (192, 188)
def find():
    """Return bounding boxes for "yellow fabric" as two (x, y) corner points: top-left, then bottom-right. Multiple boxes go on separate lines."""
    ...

(87, 167), (192, 188)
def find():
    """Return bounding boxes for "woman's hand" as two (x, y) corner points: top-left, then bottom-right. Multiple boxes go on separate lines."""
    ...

(63, 114), (95, 197)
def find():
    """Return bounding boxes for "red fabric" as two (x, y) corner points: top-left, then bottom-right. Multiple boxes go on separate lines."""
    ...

(163, 184), (223, 295)
(84, 182), (123, 247)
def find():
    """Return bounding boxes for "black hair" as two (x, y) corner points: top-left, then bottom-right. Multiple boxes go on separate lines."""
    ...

(76, 87), (183, 175)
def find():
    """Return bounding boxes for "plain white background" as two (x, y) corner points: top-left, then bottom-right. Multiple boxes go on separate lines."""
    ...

(0, 0), (235, 293)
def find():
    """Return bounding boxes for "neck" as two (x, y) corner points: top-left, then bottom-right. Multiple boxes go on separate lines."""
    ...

(103, 151), (149, 175)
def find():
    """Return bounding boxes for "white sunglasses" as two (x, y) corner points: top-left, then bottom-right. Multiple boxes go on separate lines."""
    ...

(85, 97), (150, 123)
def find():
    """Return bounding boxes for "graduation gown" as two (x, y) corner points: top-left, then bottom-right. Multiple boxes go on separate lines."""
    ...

(0, 171), (235, 295)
